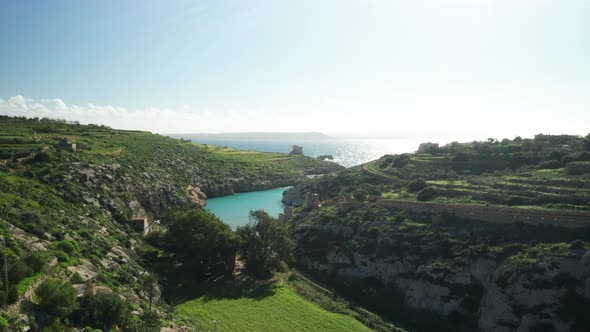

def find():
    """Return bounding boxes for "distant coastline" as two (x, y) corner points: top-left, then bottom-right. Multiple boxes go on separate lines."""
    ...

(169, 132), (333, 141)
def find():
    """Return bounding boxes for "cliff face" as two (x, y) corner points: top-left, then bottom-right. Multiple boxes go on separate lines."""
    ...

(291, 210), (590, 332)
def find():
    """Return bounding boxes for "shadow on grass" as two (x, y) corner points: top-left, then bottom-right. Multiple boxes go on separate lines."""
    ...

(143, 248), (277, 306)
(163, 273), (277, 307)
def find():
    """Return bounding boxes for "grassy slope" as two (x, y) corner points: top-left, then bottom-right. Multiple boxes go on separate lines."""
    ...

(0, 117), (344, 321)
(174, 283), (372, 332)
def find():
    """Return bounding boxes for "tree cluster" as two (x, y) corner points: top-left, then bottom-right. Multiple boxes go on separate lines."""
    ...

(161, 207), (295, 280)
(164, 207), (238, 278)
(237, 211), (295, 278)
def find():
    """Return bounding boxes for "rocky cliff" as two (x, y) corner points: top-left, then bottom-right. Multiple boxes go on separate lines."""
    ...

(291, 206), (590, 332)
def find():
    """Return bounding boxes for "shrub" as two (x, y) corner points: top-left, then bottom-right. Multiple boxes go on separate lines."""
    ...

(0, 316), (8, 332)
(452, 152), (471, 162)
(570, 240), (585, 251)
(565, 162), (590, 175)
(138, 311), (162, 332)
(417, 187), (438, 201)
(7, 260), (32, 284)
(407, 178), (426, 193)
(55, 240), (80, 256)
(71, 271), (85, 283)
(35, 278), (78, 318)
(353, 189), (369, 201)
(32, 152), (51, 163)
(55, 251), (71, 264)
(537, 160), (561, 169)
(393, 154), (411, 168)
(84, 291), (129, 330)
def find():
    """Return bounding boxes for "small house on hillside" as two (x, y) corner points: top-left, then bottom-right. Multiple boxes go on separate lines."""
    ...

(131, 217), (149, 235)
(131, 216), (160, 236)
(418, 142), (439, 154)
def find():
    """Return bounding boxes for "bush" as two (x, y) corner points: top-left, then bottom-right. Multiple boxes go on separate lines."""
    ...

(417, 187), (438, 201)
(570, 240), (585, 251)
(32, 152), (51, 163)
(407, 179), (427, 193)
(353, 189), (369, 201)
(71, 271), (85, 283)
(35, 278), (78, 318)
(84, 291), (129, 330)
(452, 152), (471, 162)
(537, 160), (561, 169)
(55, 240), (80, 256)
(7, 260), (32, 284)
(565, 162), (590, 175)
(393, 154), (411, 168)
(137, 311), (162, 332)
(55, 251), (71, 264)
(0, 316), (8, 332)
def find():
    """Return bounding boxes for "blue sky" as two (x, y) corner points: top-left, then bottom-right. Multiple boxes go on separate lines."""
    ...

(0, 0), (588, 137)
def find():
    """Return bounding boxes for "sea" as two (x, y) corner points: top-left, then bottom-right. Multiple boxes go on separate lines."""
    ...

(180, 137), (429, 167)
(183, 137), (433, 226)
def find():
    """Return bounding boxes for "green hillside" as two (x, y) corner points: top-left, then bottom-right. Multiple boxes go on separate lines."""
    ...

(283, 134), (590, 332)
(174, 282), (372, 332)
(0, 116), (346, 331)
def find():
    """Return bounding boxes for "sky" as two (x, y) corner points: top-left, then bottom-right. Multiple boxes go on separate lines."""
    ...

(0, 0), (588, 139)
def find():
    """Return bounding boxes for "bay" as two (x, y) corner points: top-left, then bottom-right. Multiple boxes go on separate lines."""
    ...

(197, 137), (441, 226)
(205, 186), (291, 228)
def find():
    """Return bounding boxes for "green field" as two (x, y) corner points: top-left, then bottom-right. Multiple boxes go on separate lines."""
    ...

(174, 283), (372, 332)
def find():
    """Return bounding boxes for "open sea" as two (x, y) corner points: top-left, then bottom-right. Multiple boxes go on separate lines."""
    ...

(177, 137), (429, 167)
(184, 137), (432, 226)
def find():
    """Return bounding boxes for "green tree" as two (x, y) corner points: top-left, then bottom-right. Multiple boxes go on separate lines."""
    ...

(237, 211), (295, 278)
(393, 154), (411, 168)
(138, 311), (162, 332)
(84, 291), (129, 331)
(417, 187), (438, 201)
(584, 133), (590, 151)
(165, 207), (237, 278)
(35, 278), (78, 318)
(141, 273), (159, 310)
(452, 151), (471, 162)
(407, 178), (426, 193)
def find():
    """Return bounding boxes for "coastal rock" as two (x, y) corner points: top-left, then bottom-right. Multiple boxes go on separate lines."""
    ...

(283, 182), (320, 206)
(316, 154), (334, 161)
(187, 185), (207, 207)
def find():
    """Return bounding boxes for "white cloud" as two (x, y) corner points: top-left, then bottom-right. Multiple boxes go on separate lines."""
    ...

(0, 95), (350, 134)
(0, 93), (588, 139)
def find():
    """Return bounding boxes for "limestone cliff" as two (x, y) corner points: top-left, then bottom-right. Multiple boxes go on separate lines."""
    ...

(291, 208), (590, 332)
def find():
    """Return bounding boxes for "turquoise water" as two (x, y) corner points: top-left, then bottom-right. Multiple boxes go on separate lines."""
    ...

(206, 187), (290, 228)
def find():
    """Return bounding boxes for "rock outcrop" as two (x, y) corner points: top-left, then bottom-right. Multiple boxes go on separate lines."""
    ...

(292, 217), (590, 332)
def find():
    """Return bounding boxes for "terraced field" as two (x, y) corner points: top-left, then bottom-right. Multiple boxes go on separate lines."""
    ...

(364, 150), (590, 211)
(425, 169), (590, 210)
